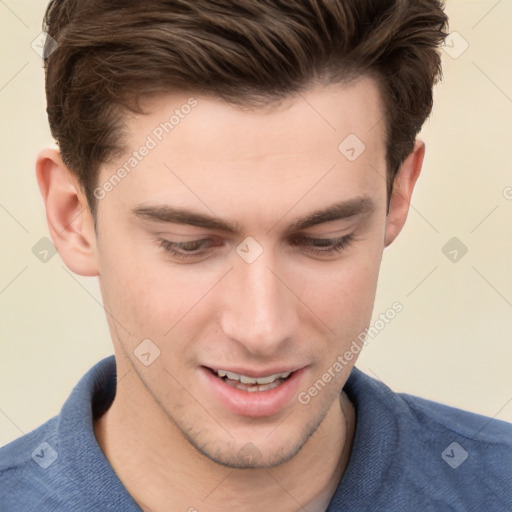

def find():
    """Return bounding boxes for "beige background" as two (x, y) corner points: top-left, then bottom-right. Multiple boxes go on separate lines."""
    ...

(1, 0), (511, 447)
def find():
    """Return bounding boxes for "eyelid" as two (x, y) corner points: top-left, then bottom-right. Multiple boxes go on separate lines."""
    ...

(160, 234), (349, 247)
(292, 233), (347, 244)
(163, 238), (214, 250)
(291, 233), (354, 253)
(153, 216), (355, 239)
(289, 222), (354, 237)
(157, 233), (355, 261)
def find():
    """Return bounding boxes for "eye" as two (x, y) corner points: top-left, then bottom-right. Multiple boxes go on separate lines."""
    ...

(159, 238), (217, 259)
(158, 233), (355, 261)
(291, 234), (354, 256)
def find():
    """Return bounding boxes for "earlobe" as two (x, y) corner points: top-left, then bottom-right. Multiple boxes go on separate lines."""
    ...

(384, 140), (425, 247)
(36, 149), (99, 276)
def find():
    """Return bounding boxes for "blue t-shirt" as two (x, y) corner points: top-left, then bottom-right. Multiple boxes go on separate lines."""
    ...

(1, 356), (511, 511)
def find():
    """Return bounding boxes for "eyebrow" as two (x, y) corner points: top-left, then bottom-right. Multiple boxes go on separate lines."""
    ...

(131, 195), (375, 235)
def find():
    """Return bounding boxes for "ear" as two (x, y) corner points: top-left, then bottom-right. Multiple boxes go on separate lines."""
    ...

(384, 140), (425, 247)
(36, 148), (99, 276)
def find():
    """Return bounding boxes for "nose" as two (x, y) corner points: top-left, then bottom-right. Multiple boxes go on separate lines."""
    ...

(219, 248), (298, 357)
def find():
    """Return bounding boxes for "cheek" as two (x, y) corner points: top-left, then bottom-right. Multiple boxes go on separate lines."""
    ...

(291, 241), (382, 342)
(98, 245), (219, 355)
(106, 266), (185, 336)
(96, 226), (179, 336)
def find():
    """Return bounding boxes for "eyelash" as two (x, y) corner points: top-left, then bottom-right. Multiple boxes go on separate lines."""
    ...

(158, 234), (355, 260)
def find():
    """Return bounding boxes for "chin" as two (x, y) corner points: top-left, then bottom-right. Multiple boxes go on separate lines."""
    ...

(187, 413), (327, 470)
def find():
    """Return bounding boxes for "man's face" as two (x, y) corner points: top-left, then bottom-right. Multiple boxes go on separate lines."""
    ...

(94, 77), (389, 467)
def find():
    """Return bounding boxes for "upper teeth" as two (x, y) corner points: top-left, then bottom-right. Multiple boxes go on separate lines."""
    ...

(217, 369), (291, 385)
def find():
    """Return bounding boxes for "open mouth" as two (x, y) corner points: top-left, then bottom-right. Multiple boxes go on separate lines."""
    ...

(206, 367), (294, 392)
(201, 364), (306, 417)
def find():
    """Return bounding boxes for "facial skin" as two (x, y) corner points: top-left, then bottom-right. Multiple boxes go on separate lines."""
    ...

(36, 76), (424, 511)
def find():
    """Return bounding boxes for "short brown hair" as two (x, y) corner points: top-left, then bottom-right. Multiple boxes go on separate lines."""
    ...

(42, 0), (448, 218)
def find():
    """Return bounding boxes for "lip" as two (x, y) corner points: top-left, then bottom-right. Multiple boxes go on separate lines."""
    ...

(207, 365), (301, 378)
(200, 365), (307, 417)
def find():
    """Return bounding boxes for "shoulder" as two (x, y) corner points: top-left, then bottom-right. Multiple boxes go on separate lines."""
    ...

(0, 416), (58, 472)
(399, 392), (512, 509)
(0, 356), (131, 511)
(399, 390), (512, 445)
(344, 368), (512, 509)
(348, 366), (512, 444)
(0, 417), (64, 510)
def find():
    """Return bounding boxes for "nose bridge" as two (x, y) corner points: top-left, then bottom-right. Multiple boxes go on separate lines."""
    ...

(220, 252), (297, 354)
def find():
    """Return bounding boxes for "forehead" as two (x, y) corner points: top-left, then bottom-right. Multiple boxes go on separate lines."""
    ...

(98, 76), (387, 223)
(128, 76), (385, 159)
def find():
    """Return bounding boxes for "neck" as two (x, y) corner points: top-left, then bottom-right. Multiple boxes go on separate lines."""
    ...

(94, 370), (355, 512)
